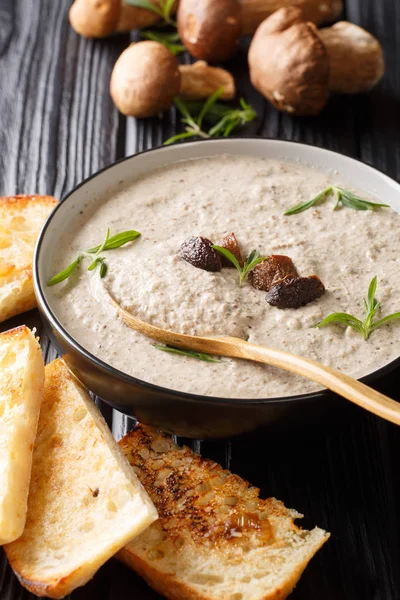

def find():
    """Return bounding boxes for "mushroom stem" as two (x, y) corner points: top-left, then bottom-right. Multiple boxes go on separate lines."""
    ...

(179, 62), (235, 101)
(116, 0), (179, 32)
(239, 0), (343, 35)
(110, 42), (236, 118)
(317, 22), (385, 94)
(116, 3), (162, 32)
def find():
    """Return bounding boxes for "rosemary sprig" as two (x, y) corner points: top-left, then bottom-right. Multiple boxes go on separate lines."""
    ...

(212, 246), (268, 288)
(140, 30), (185, 55)
(47, 228), (140, 286)
(125, 0), (176, 25)
(316, 276), (400, 340)
(164, 91), (257, 145)
(284, 185), (390, 216)
(153, 344), (221, 363)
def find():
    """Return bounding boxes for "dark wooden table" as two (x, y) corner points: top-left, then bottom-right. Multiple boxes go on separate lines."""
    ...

(1, 1), (400, 599)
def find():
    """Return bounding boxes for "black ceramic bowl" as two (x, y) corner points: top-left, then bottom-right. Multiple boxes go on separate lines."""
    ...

(33, 139), (400, 438)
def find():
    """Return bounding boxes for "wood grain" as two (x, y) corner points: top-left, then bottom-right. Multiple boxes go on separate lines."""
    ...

(0, 0), (399, 599)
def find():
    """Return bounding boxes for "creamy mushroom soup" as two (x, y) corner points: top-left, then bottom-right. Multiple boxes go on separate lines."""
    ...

(49, 155), (400, 398)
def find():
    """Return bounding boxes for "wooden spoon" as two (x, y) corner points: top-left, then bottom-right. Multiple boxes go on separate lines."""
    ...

(107, 293), (400, 426)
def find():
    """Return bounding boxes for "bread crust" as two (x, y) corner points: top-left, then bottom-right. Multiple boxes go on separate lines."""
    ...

(0, 194), (57, 323)
(117, 425), (330, 600)
(5, 360), (157, 599)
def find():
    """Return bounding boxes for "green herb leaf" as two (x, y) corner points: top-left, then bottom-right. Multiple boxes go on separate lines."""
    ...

(315, 312), (365, 337)
(164, 96), (257, 145)
(284, 187), (333, 216)
(153, 344), (221, 363)
(124, 0), (176, 24)
(212, 245), (268, 288)
(140, 30), (185, 55)
(87, 230), (141, 252)
(285, 186), (389, 216)
(335, 188), (389, 211)
(197, 87), (225, 129)
(211, 245), (242, 271)
(47, 256), (82, 286)
(124, 0), (164, 17)
(316, 277), (400, 340)
(48, 228), (140, 286)
(87, 227), (110, 270)
(99, 262), (108, 278)
(163, 131), (197, 146)
(370, 312), (400, 332)
(240, 252), (268, 287)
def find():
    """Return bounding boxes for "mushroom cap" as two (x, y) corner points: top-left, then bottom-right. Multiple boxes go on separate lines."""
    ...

(239, 0), (343, 35)
(69, 0), (120, 38)
(300, 0), (343, 25)
(248, 7), (330, 115)
(110, 42), (181, 118)
(318, 22), (385, 94)
(178, 0), (242, 63)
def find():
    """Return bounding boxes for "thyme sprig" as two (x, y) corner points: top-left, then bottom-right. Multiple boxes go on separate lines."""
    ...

(164, 90), (257, 145)
(316, 276), (400, 340)
(284, 186), (390, 216)
(125, 0), (176, 25)
(47, 228), (140, 286)
(212, 246), (268, 288)
(153, 344), (221, 363)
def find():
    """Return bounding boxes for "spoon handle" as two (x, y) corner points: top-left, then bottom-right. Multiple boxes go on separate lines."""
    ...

(112, 295), (400, 426)
(207, 336), (400, 426)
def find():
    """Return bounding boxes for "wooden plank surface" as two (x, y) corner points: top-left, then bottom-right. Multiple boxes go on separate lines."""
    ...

(0, 1), (400, 599)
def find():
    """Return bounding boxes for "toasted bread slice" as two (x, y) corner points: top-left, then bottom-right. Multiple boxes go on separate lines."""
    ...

(0, 326), (44, 545)
(118, 425), (330, 600)
(5, 359), (157, 598)
(0, 195), (57, 323)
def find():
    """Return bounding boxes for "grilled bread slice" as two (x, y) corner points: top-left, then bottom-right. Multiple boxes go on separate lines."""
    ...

(118, 425), (330, 600)
(5, 359), (158, 599)
(0, 326), (44, 545)
(0, 195), (57, 323)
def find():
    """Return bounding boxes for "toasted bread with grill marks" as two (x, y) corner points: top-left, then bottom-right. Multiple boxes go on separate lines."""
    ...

(0, 195), (57, 323)
(4, 359), (157, 599)
(0, 325), (44, 545)
(118, 425), (330, 600)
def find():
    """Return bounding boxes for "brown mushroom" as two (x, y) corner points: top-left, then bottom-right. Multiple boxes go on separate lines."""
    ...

(110, 42), (236, 117)
(249, 8), (384, 115)
(69, 0), (179, 38)
(239, 0), (343, 35)
(179, 61), (235, 101)
(110, 42), (181, 118)
(69, 0), (121, 38)
(177, 0), (242, 63)
(318, 22), (385, 94)
(248, 7), (330, 115)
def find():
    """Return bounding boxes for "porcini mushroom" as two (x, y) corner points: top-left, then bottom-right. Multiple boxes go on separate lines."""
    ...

(110, 42), (181, 118)
(69, 0), (121, 38)
(239, 0), (343, 35)
(110, 42), (236, 118)
(69, 0), (179, 38)
(248, 7), (330, 115)
(249, 8), (385, 115)
(179, 61), (235, 101)
(318, 22), (385, 94)
(177, 0), (242, 63)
